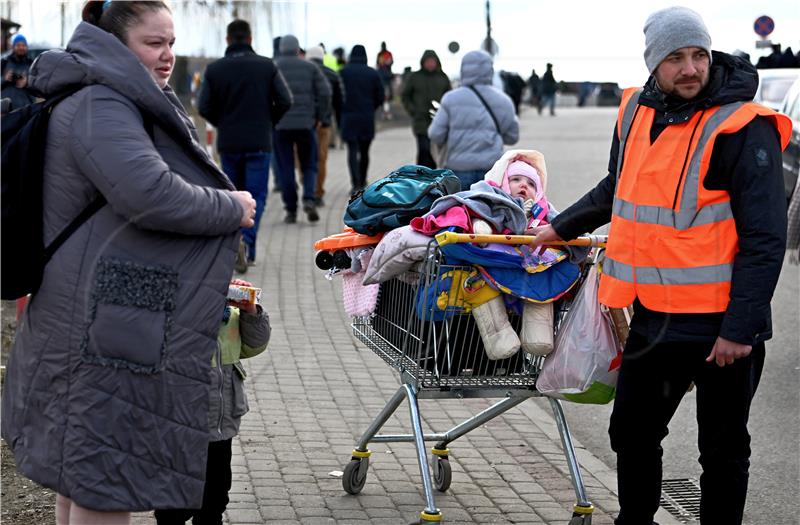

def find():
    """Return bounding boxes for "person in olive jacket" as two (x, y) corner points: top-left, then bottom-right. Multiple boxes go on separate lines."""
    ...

(199, 19), (292, 268)
(401, 49), (451, 169)
(339, 44), (383, 194)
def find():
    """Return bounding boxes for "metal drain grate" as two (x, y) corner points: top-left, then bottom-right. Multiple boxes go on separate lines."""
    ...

(660, 478), (701, 523)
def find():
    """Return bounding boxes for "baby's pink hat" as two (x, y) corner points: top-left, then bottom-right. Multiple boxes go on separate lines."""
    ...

(503, 160), (542, 199)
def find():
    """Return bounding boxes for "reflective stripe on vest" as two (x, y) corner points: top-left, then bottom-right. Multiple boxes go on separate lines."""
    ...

(604, 258), (734, 285)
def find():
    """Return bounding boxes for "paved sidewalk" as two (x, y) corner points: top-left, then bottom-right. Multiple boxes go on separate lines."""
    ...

(135, 109), (678, 525)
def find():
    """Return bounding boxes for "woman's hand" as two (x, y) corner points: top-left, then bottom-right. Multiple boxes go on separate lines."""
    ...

(233, 191), (256, 228)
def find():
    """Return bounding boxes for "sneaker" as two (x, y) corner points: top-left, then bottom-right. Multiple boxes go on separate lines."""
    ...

(234, 240), (248, 274)
(284, 211), (297, 224)
(316, 196), (325, 208)
(304, 202), (320, 222)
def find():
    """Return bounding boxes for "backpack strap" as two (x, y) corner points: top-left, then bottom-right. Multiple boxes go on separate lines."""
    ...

(42, 100), (156, 263)
(467, 85), (502, 135)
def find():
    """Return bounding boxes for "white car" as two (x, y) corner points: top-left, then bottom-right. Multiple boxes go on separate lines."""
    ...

(754, 68), (800, 111)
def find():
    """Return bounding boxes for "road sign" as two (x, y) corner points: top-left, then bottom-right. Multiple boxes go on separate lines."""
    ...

(754, 15), (774, 37)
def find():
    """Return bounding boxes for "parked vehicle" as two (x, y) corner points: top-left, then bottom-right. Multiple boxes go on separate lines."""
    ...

(754, 68), (800, 111)
(779, 77), (800, 202)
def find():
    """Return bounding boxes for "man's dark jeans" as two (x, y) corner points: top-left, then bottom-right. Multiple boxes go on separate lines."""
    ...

(154, 439), (233, 525)
(220, 152), (270, 262)
(273, 128), (318, 213)
(415, 133), (436, 169)
(610, 331), (765, 525)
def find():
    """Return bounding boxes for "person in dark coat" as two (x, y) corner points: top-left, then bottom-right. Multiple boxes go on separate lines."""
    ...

(274, 34), (331, 223)
(540, 62), (557, 116)
(1, 33), (35, 110)
(401, 49), (451, 168)
(199, 19), (292, 269)
(306, 45), (344, 206)
(1, 2), (257, 522)
(527, 68), (541, 109)
(500, 70), (525, 114)
(530, 7), (791, 525)
(339, 44), (384, 193)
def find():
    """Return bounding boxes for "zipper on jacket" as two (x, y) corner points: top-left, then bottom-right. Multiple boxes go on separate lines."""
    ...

(671, 110), (705, 210)
(216, 342), (224, 438)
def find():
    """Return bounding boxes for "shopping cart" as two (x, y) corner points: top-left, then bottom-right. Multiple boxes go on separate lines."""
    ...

(341, 232), (607, 524)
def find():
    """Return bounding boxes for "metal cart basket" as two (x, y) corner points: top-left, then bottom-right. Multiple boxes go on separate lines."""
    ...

(342, 234), (605, 524)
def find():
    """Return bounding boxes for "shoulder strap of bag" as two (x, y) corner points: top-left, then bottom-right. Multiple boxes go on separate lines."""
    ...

(467, 85), (501, 135)
(42, 108), (155, 262)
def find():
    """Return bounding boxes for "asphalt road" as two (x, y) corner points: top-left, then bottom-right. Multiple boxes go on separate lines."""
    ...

(517, 106), (800, 525)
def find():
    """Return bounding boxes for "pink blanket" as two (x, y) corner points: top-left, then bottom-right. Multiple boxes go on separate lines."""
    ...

(410, 205), (471, 235)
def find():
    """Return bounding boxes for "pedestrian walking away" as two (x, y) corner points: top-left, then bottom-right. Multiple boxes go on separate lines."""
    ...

(1, 2), (258, 524)
(339, 44), (384, 194)
(1, 33), (36, 111)
(306, 45), (345, 207)
(401, 49), (451, 169)
(540, 62), (557, 116)
(376, 41), (395, 120)
(274, 34), (331, 224)
(199, 19), (292, 271)
(428, 49), (519, 189)
(527, 68), (541, 109)
(529, 6), (792, 525)
(154, 278), (270, 525)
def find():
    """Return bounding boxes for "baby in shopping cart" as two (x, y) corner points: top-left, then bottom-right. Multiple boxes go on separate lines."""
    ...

(470, 157), (559, 360)
(154, 278), (270, 525)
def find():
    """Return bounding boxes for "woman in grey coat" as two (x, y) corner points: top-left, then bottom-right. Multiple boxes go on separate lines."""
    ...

(428, 50), (520, 189)
(1, 2), (256, 522)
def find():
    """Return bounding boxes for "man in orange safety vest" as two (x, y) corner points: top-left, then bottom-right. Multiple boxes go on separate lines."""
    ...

(530, 6), (791, 525)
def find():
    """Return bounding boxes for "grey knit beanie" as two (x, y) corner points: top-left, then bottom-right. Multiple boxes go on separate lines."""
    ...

(643, 6), (712, 73)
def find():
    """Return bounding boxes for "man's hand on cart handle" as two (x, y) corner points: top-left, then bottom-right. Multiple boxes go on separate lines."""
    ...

(706, 337), (752, 367)
(527, 225), (564, 254)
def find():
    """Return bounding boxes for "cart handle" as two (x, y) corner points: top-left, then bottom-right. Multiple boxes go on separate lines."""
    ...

(434, 231), (607, 248)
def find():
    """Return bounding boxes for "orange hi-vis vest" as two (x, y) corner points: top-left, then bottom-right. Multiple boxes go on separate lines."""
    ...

(599, 87), (792, 313)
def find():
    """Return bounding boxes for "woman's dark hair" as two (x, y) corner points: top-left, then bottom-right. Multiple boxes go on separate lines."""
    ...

(82, 1), (170, 43)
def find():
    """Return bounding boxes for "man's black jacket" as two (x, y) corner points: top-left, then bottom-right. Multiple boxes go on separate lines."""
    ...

(551, 52), (787, 345)
(198, 43), (292, 154)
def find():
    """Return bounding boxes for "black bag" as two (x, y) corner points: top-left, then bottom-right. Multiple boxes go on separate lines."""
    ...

(343, 164), (461, 236)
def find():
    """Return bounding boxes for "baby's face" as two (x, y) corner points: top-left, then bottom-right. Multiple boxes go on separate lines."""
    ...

(508, 175), (536, 200)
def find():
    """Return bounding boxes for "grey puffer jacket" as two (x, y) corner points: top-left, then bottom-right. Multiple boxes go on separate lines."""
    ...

(275, 36), (331, 130)
(428, 50), (519, 172)
(1, 23), (244, 512)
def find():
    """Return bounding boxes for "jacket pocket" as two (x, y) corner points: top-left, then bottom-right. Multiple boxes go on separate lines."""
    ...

(81, 257), (178, 374)
(230, 371), (249, 418)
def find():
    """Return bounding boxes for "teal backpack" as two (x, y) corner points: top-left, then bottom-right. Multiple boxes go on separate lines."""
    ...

(344, 165), (461, 236)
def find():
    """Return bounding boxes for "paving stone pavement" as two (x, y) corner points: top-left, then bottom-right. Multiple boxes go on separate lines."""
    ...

(134, 109), (680, 525)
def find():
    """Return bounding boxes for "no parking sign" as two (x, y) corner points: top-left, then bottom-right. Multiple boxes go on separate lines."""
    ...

(754, 15), (775, 37)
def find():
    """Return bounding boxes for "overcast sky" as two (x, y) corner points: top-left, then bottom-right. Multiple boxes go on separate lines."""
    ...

(6, 0), (799, 86)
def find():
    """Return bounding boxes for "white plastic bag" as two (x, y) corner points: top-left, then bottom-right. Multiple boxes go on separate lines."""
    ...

(536, 264), (622, 404)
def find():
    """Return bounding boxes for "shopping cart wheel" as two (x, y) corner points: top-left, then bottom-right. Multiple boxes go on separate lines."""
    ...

(432, 457), (452, 492)
(342, 457), (369, 495)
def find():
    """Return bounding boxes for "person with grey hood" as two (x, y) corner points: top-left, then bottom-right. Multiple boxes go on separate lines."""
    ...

(274, 34), (331, 223)
(0, 2), (257, 523)
(401, 49), (451, 169)
(428, 50), (519, 189)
